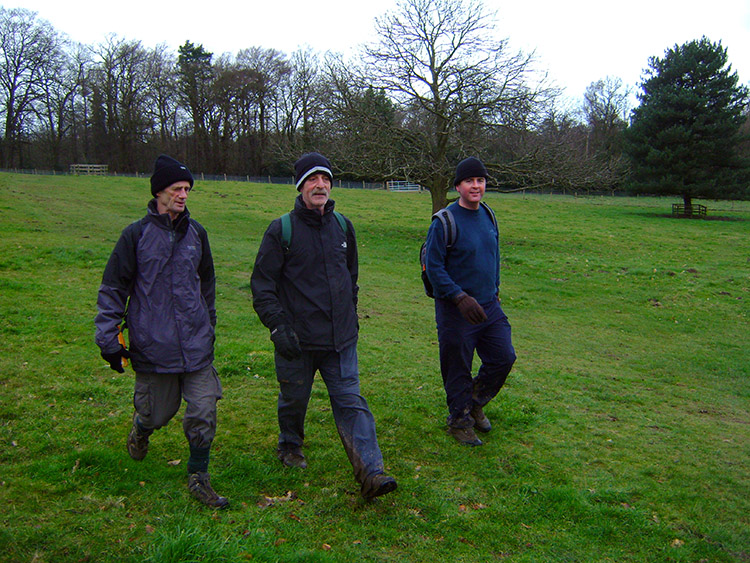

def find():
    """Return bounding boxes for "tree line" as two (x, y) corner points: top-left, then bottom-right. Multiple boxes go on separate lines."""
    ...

(2, 0), (748, 211)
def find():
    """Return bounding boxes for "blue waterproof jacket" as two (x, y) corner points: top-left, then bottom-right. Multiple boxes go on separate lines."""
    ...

(95, 199), (216, 373)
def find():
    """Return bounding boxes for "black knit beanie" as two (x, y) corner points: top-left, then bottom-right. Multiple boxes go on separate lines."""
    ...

(150, 154), (194, 196)
(454, 157), (488, 186)
(294, 152), (332, 191)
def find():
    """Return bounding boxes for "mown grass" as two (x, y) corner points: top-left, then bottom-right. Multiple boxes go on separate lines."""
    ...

(0, 172), (748, 562)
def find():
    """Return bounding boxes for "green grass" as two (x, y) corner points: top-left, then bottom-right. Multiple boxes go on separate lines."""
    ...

(0, 173), (748, 562)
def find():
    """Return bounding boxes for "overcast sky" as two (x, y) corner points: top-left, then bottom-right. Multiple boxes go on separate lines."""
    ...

(17, 0), (750, 104)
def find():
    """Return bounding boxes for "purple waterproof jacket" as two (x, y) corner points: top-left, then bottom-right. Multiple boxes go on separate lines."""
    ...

(95, 199), (216, 373)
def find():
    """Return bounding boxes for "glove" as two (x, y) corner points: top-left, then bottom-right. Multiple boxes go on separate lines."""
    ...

(271, 325), (302, 361)
(101, 346), (131, 373)
(453, 292), (488, 325)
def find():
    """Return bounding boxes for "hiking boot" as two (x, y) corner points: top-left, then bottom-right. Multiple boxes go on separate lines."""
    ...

(278, 447), (307, 469)
(361, 473), (397, 501)
(187, 472), (229, 509)
(449, 426), (483, 446)
(127, 413), (149, 461)
(471, 404), (492, 433)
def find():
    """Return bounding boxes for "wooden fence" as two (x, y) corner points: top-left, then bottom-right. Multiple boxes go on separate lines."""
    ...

(70, 164), (108, 175)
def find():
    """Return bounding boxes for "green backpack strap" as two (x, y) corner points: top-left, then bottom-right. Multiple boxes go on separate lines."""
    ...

(280, 212), (292, 253)
(332, 211), (347, 235)
(280, 211), (347, 253)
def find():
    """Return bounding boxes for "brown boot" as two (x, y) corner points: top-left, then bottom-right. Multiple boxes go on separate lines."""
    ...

(277, 447), (308, 469)
(127, 413), (149, 461)
(187, 472), (229, 509)
(449, 426), (483, 446)
(470, 404), (492, 433)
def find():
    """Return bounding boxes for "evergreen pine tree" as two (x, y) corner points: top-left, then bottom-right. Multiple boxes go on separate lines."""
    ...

(625, 37), (750, 210)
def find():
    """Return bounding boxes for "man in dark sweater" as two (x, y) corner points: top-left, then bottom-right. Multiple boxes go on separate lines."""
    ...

(251, 152), (397, 501)
(423, 157), (516, 446)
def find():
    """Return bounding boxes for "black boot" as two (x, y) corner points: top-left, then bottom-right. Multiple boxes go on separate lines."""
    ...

(361, 473), (397, 501)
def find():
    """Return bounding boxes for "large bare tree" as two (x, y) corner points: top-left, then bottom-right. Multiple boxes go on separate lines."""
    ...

(361, 0), (548, 211)
(88, 36), (154, 171)
(33, 34), (76, 170)
(0, 8), (61, 167)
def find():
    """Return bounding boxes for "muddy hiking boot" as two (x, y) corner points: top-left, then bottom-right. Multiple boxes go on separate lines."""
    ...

(470, 404), (492, 433)
(361, 473), (397, 501)
(278, 447), (308, 469)
(127, 413), (150, 461)
(449, 425), (483, 446)
(188, 472), (229, 509)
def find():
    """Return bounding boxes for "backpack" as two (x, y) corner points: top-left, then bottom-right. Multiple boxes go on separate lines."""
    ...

(419, 201), (498, 298)
(280, 210), (347, 253)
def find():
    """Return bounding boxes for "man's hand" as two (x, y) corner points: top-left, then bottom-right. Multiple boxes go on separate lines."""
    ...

(453, 292), (488, 325)
(101, 346), (131, 373)
(271, 325), (302, 361)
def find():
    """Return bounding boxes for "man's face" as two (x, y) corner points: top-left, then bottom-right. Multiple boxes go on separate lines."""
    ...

(155, 180), (191, 219)
(455, 176), (486, 208)
(300, 172), (331, 213)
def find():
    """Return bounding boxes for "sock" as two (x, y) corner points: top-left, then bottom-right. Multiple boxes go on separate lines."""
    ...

(134, 415), (153, 436)
(187, 446), (210, 474)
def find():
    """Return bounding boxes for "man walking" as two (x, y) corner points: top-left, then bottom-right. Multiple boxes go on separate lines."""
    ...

(95, 154), (228, 508)
(251, 152), (397, 501)
(423, 156), (516, 446)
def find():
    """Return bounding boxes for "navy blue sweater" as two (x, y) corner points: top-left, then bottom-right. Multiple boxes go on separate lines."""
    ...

(424, 201), (499, 304)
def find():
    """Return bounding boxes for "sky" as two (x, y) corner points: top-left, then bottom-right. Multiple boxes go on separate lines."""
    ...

(17, 0), (750, 105)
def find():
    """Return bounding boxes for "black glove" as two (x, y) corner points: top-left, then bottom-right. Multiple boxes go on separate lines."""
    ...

(453, 292), (488, 325)
(101, 346), (131, 373)
(271, 325), (302, 361)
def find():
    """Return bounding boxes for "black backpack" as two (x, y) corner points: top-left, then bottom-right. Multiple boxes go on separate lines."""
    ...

(419, 202), (497, 298)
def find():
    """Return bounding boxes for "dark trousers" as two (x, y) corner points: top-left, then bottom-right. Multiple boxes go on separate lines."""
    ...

(436, 298), (516, 428)
(275, 344), (384, 483)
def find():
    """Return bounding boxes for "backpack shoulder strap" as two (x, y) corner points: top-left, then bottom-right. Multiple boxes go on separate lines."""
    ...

(480, 201), (498, 230)
(280, 212), (292, 253)
(432, 208), (457, 248)
(281, 211), (347, 254)
(332, 210), (347, 235)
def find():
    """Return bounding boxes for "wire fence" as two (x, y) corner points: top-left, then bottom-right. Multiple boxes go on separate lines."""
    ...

(0, 167), (395, 191)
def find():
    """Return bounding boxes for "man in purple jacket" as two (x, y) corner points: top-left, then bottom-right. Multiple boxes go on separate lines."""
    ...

(95, 154), (228, 509)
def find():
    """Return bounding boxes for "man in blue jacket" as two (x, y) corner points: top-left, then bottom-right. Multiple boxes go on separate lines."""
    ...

(251, 152), (397, 501)
(424, 157), (516, 446)
(95, 154), (228, 508)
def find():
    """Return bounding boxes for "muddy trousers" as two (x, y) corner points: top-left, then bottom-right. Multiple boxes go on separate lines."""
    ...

(275, 344), (384, 483)
(133, 365), (223, 472)
(436, 297), (516, 428)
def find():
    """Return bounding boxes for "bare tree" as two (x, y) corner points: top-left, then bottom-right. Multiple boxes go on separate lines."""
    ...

(362, 0), (549, 211)
(582, 76), (630, 158)
(144, 44), (179, 147)
(235, 47), (290, 173)
(33, 33), (75, 170)
(0, 7), (61, 167)
(88, 35), (155, 170)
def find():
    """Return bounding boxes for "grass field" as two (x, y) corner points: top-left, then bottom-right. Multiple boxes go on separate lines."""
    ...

(0, 172), (748, 562)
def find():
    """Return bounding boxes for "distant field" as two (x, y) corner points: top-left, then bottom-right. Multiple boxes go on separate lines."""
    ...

(0, 172), (748, 562)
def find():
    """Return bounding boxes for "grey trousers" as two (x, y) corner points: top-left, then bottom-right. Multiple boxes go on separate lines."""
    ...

(133, 364), (222, 449)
